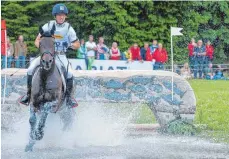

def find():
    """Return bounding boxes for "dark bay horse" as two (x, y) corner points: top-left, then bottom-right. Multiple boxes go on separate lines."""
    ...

(25, 30), (75, 152)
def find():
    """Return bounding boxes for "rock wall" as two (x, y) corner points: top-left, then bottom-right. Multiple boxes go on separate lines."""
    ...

(1, 69), (196, 127)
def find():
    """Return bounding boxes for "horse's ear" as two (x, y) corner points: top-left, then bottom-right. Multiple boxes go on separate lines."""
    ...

(39, 25), (44, 36)
(50, 24), (56, 36)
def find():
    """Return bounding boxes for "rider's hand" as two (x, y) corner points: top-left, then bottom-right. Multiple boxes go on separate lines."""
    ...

(63, 42), (68, 49)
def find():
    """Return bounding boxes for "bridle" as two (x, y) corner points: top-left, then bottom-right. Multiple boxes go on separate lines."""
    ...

(39, 38), (55, 69)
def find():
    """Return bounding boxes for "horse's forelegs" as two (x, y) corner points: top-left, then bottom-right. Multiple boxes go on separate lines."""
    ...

(29, 108), (37, 140)
(35, 111), (48, 140)
(25, 107), (37, 152)
(25, 139), (36, 152)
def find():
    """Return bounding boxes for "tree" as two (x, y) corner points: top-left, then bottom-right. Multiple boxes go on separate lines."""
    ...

(1, 1), (228, 63)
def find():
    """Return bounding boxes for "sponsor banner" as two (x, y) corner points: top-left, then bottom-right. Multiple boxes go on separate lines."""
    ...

(69, 59), (153, 70)
(30, 58), (153, 70)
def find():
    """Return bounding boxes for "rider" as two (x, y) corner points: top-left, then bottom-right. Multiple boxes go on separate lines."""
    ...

(20, 3), (80, 107)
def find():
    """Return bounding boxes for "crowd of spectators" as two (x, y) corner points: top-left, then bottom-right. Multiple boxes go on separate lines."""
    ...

(175, 38), (228, 80)
(187, 38), (214, 79)
(1, 35), (228, 80)
(1, 35), (27, 68)
(77, 35), (168, 70)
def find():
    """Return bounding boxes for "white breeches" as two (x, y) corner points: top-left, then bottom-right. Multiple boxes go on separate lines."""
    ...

(27, 55), (73, 79)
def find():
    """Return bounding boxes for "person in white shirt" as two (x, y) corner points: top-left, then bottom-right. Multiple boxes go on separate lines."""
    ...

(85, 35), (97, 70)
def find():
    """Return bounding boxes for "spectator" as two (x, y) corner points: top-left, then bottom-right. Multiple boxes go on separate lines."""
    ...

(96, 37), (109, 60)
(14, 35), (27, 68)
(77, 39), (86, 59)
(204, 62), (214, 80)
(206, 40), (214, 63)
(123, 50), (131, 60)
(109, 42), (121, 60)
(1, 37), (14, 68)
(174, 64), (181, 75)
(140, 42), (151, 61)
(188, 38), (196, 73)
(151, 43), (168, 70)
(180, 62), (192, 79)
(6, 37), (14, 68)
(77, 39), (88, 69)
(127, 43), (143, 63)
(193, 40), (206, 79)
(213, 65), (224, 80)
(85, 35), (97, 70)
(150, 40), (158, 55)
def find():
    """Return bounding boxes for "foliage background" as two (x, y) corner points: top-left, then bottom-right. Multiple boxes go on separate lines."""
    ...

(2, 1), (229, 64)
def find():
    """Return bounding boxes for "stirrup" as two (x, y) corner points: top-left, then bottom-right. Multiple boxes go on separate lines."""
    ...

(66, 98), (78, 108)
(18, 95), (29, 106)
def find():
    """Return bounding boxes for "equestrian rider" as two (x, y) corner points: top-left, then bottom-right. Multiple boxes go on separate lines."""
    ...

(20, 3), (80, 107)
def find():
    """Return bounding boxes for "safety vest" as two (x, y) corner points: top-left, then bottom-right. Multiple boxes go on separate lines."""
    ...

(48, 20), (71, 52)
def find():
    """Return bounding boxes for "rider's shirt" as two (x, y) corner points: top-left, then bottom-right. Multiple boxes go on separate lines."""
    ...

(42, 20), (78, 52)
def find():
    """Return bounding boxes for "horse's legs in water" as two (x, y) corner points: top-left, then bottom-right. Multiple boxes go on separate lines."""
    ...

(29, 107), (37, 139)
(25, 106), (37, 152)
(35, 110), (48, 140)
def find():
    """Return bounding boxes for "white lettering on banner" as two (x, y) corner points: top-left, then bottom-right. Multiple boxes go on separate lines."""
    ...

(30, 58), (153, 70)
(68, 59), (153, 70)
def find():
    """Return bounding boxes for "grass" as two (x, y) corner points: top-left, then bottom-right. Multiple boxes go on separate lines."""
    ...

(136, 79), (229, 143)
(189, 80), (229, 143)
(134, 105), (156, 124)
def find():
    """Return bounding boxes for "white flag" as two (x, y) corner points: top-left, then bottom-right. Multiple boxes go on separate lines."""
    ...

(171, 27), (183, 36)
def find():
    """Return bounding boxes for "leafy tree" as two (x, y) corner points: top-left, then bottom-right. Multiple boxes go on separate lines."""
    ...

(1, 1), (229, 63)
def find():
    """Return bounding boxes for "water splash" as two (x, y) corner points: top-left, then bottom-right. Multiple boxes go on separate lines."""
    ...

(2, 101), (142, 149)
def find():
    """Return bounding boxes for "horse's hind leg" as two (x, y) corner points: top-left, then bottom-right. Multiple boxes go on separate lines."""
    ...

(25, 107), (37, 152)
(35, 111), (48, 140)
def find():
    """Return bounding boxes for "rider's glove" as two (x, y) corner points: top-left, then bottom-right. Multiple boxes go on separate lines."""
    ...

(63, 42), (68, 49)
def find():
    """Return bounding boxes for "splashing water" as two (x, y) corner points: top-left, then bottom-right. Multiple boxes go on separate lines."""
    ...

(2, 101), (142, 150)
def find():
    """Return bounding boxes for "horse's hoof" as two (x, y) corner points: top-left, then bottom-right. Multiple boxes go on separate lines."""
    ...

(25, 144), (33, 152)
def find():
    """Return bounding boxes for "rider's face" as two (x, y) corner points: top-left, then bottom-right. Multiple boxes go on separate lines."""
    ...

(55, 13), (66, 24)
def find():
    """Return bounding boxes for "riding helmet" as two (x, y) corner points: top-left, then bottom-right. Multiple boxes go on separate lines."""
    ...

(52, 4), (68, 16)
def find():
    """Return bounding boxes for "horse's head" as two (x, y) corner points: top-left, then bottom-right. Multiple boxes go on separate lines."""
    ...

(39, 25), (55, 71)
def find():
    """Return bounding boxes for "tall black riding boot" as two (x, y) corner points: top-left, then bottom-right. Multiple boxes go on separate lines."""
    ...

(20, 75), (32, 105)
(66, 77), (77, 108)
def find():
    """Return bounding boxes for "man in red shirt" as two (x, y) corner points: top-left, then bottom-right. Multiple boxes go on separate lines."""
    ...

(187, 38), (196, 72)
(151, 43), (168, 70)
(206, 40), (214, 63)
(127, 43), (143, 63)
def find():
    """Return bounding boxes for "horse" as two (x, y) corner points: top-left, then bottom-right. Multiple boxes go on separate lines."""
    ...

(25, 28), (75, 152)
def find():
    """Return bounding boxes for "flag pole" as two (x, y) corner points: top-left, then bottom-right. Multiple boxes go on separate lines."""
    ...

(171, 27), (174, 101)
